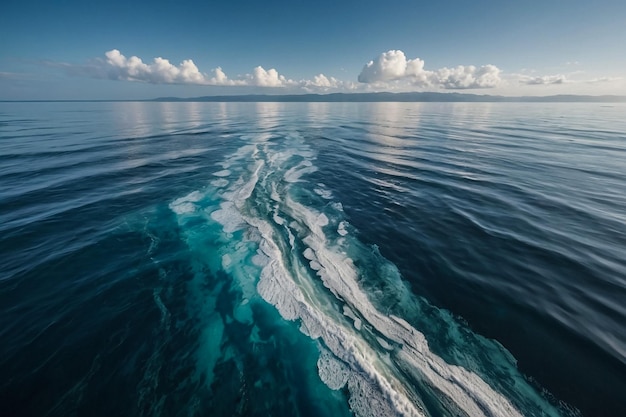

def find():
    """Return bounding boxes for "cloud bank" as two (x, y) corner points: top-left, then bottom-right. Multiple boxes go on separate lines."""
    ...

(513, 73), (622, 86)
(101, 49), (299, 87)
(52, 49), (623, 95)
(358, 50), (501, 89)
(65, 49), (349, 91)
(68, 49), (502, 92)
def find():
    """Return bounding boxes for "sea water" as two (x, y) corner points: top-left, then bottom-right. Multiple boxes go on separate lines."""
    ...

(1, 101), (625, 416)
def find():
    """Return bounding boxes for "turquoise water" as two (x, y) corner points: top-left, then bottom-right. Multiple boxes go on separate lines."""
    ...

(1, 102), (625, 416)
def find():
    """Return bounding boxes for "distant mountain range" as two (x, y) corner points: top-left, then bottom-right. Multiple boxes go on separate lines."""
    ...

(152, 92), (626, 103)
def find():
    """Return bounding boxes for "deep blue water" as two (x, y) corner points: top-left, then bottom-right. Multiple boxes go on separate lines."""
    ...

(1, 101), (625, 417)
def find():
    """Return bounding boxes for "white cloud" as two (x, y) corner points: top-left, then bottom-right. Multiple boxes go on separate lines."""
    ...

(310, 74), (339, 88)
(504, 72), (625, 94)
(299, 75), (362, 93)
(358, 50), (427, 84)
(105, 49), (207, 84)
(83, 49), (301, 88)
(58, 50), (356, 92)
(207, 67), (241, 86)
(301, 74), (348, 91)
(519, 74), (569, 85)
(51, 48), (624, 96)
(437, 64), (501, 89)
(249, 66), (295, 87)
(358, 50), (501, 89)
(585, 76), (623, 84)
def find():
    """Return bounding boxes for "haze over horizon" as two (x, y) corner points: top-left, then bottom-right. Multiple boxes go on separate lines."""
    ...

(2, 0), (625, 100)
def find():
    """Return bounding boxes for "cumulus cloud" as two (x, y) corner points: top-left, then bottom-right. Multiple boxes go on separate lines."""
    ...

(358, 50), (501, 89)
(358, 50), (427, 83)
(248, 66), (295, 87)
(55, 49), (356, 92)
(206, 67), (244, 86)
(300, 74), (350, 91)
(36, 48), (626, 95)
(104, 49), (207, 84)
(54, 49), (509, 93)
(68, 49), (305, 88)
(437, 64), (501, 89)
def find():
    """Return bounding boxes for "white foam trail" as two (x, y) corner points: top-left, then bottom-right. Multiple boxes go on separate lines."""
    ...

(338, 221), (349, 236)
(281, 195), (523, 417)
(175, 133), (528, 417)
(317, 350), (351, 390)
(210, 178), (229, 188)
(314, 187), (334, 199)
(210, 202), (245, 234)
(284, 160), (317, 183)
(169, 190), (203, 214)
(213, 169), (231, 177)
(223, 160), (263, 209)
(343, 305), (362, 330)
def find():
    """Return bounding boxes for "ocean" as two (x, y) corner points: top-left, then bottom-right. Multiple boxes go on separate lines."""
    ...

(1, 101), (624, 417)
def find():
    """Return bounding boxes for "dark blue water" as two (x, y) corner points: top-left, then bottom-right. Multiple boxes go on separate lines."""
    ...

(1, 101), (625, 417)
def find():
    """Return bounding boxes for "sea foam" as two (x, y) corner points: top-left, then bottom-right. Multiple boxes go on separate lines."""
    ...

(170, 132), (540, 417)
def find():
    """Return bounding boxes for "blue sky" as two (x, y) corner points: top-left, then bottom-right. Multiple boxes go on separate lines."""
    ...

(2, 0), (625, 99)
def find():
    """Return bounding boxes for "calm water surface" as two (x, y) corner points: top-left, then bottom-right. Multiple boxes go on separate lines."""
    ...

(1, 102), (625, 417)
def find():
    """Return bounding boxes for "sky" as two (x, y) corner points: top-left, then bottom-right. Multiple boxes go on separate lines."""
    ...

(1, 0), (625, 100)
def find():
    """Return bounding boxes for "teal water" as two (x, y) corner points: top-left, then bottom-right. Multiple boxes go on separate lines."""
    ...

(1, 102), (625, 416)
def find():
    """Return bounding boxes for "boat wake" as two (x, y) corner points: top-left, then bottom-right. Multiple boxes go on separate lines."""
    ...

(169, 131), (572, 417)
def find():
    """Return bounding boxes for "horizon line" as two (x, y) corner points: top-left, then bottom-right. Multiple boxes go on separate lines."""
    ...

(2, 91), (626, 103)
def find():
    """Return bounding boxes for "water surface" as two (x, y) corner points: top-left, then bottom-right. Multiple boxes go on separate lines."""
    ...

(1, 101), (625, 417)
